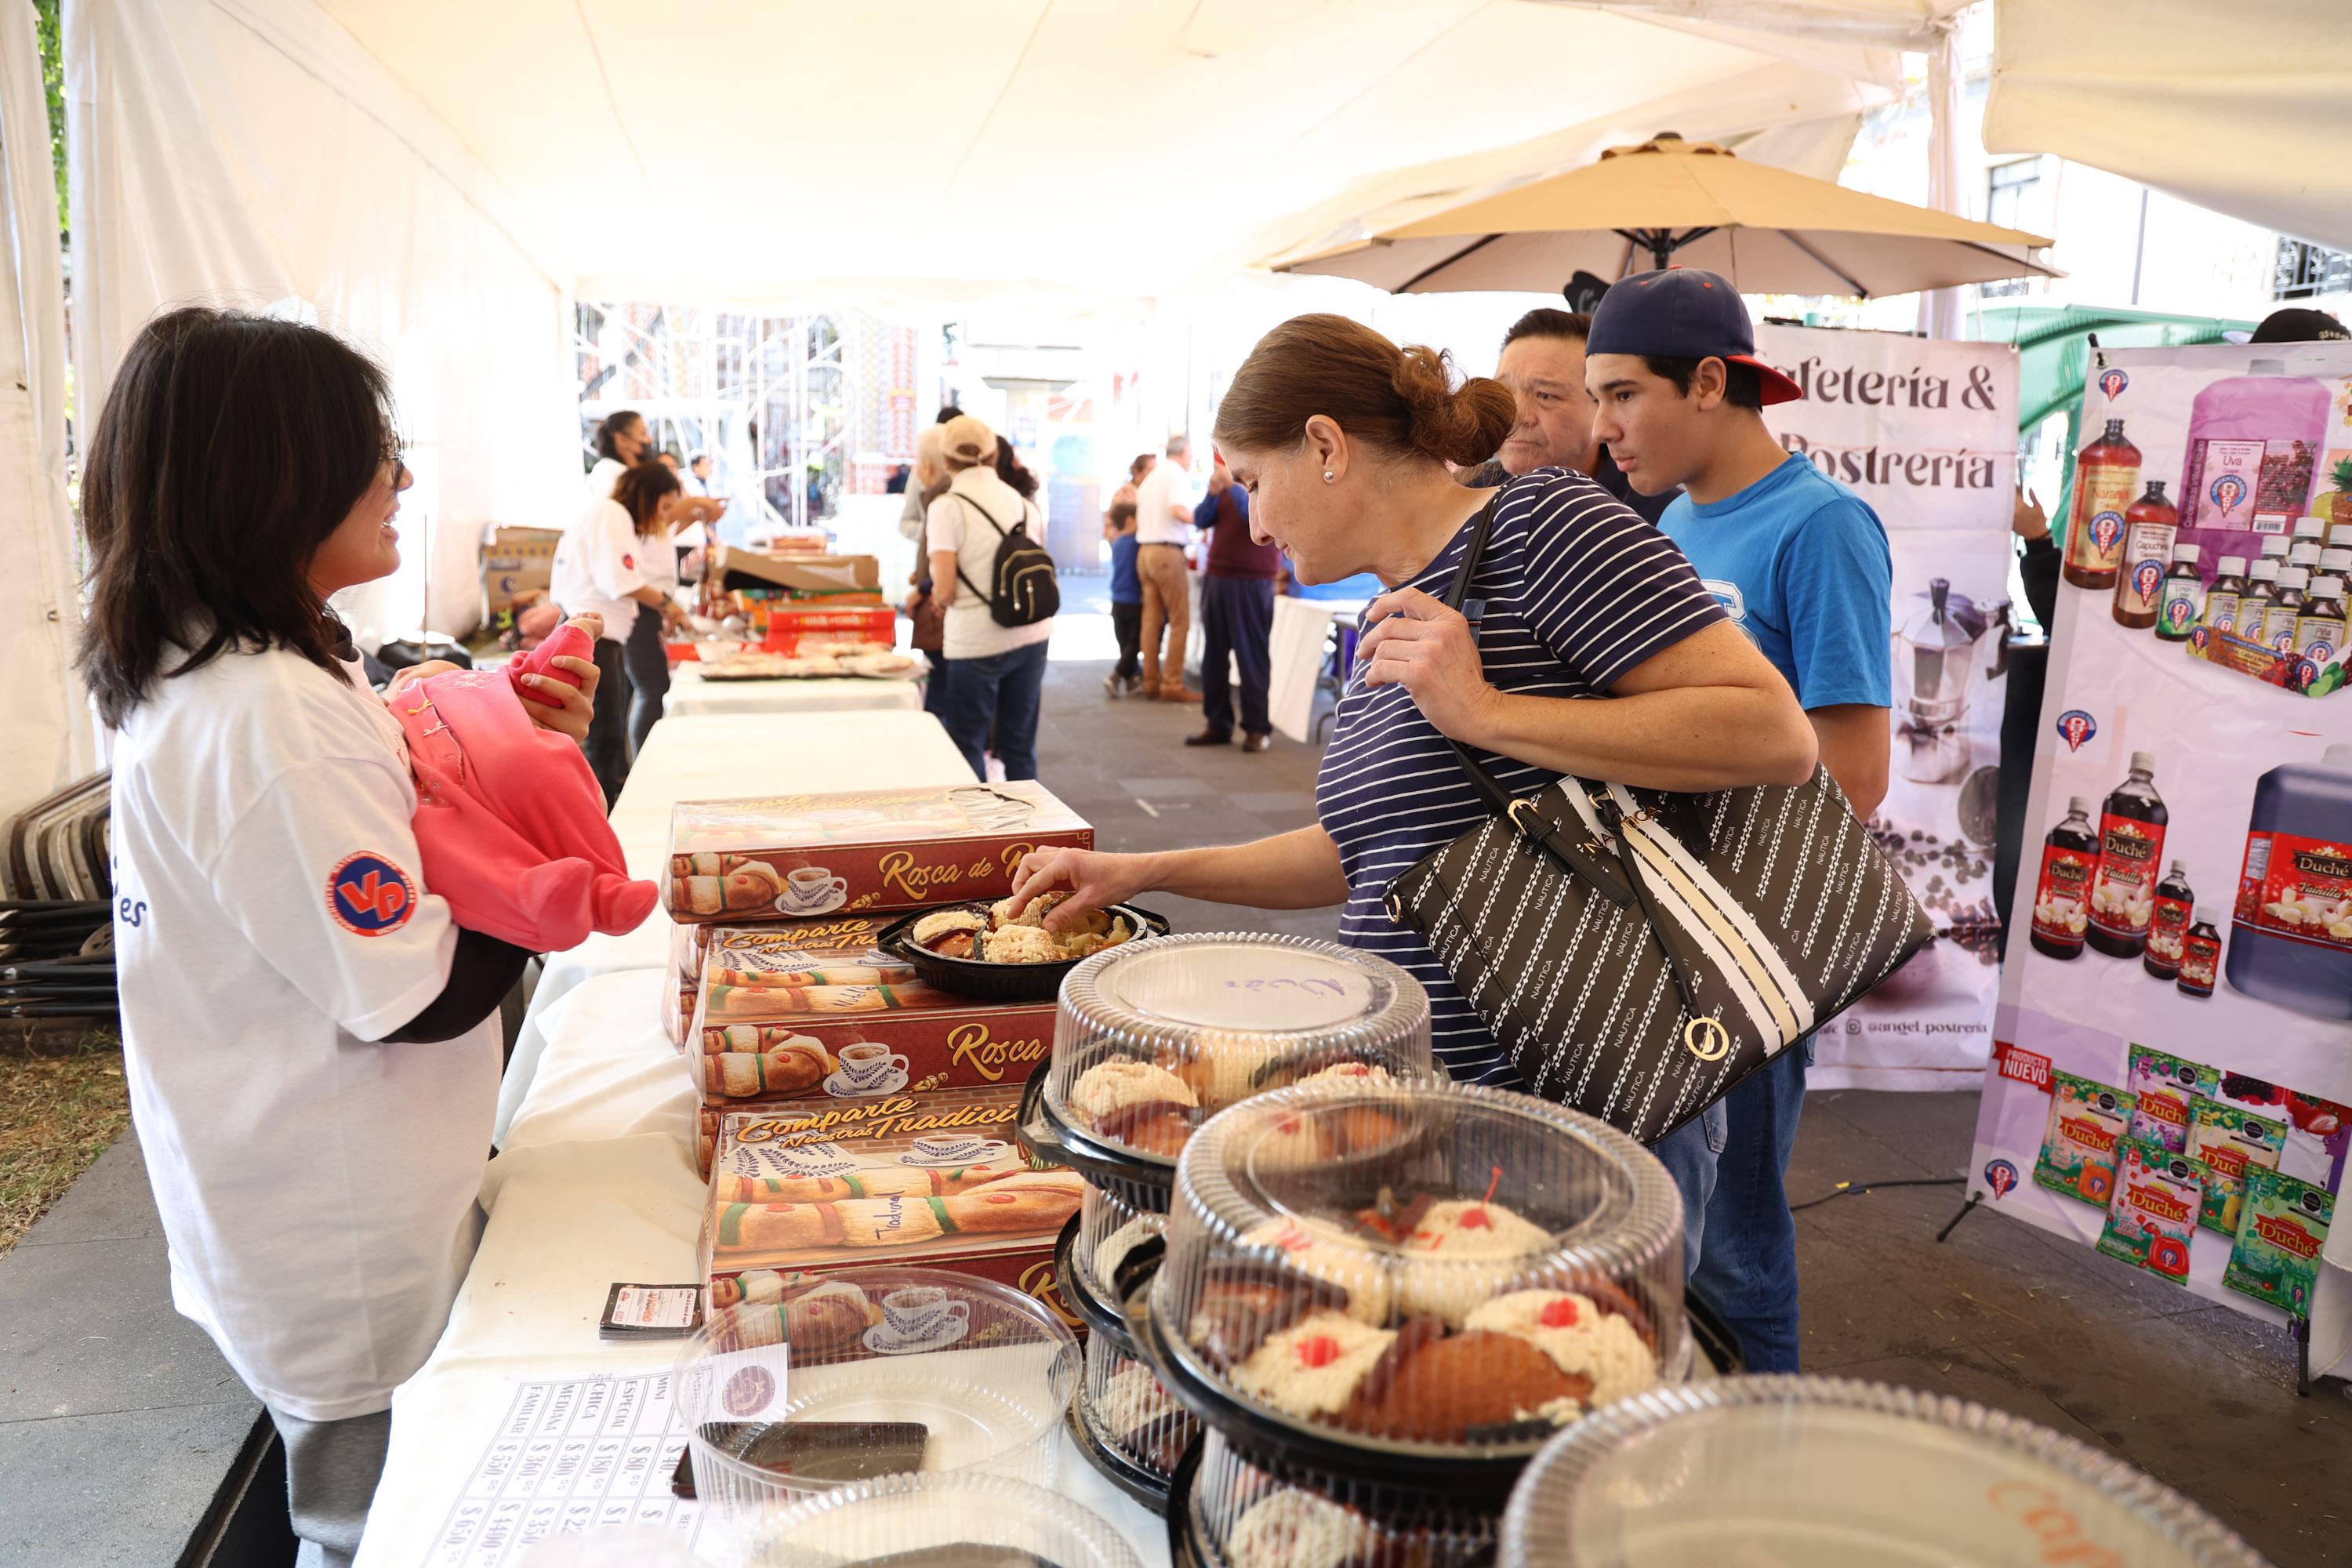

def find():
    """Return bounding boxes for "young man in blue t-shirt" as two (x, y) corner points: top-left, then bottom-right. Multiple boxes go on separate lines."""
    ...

(1584, 267), (1893, 1374)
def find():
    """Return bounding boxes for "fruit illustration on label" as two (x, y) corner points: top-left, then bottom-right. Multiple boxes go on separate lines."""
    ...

(2143, 861), (2195, 979)
(2063, 418), (2140, 590)
(2086, 751), (2168, 959)
(2201, 555), (2247, 637)
(2029, 796), (2099, 960)
(2154, 544), (2204, 641)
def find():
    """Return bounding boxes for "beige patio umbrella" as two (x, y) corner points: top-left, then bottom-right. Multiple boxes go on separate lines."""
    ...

(1276, 132), (2057, 298)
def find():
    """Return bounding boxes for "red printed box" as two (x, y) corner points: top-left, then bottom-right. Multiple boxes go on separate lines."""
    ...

(760, 606), (897, 655)
(664, 782), (1091, 923)
(699, 1091), (1085, 1319)
(668, 917), (920, 1049)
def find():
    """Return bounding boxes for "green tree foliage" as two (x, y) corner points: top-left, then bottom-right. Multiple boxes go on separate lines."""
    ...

(34, 0), (64, 233)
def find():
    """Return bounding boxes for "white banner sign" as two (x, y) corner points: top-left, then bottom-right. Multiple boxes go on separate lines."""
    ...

(1754, 325), (2020, 1090)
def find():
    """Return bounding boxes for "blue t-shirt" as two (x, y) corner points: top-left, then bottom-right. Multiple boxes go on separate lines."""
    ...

(1316, 469), (1726, 1084)
(1657, 454), (1893, 709)
(1108, 532), (1142, 604)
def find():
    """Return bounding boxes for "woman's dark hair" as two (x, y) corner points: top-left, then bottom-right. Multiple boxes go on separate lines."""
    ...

(1213, 314), (1514, 467)
(1642, 356), (1763, 411)
(1501, 308), (1592, 350)
(594, 409), (645, 459)
(993, 440), (1038, 499)
(1129, 453), (1154, 480)
(76, 307), (395, 728)
(613, 460), (681, 536)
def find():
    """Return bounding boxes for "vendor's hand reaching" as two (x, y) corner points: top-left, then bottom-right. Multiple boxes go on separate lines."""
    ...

(517, 614), (602, 744)
(1356, 586), (1501, 741)
(2013, 485), (2050, 542)
(1007, 846), (1158, 932)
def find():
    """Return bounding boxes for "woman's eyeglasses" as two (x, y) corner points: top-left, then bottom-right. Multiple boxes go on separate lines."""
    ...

(384, 438), (408, 487)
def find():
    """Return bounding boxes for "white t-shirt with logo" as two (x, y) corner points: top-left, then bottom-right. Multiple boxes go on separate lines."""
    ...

(552, 495), (649, 641)
(585, 456), (626, 501)
(107, 643), (498, 1421)
(1132, 456), (1197, 546)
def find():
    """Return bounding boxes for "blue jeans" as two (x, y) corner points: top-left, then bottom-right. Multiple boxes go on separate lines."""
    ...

(1652, 1038), (1810, 1372)
(942, 638), (1048, 781)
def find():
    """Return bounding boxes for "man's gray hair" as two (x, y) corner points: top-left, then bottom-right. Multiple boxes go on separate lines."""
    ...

(1166, 434), (1190, 458)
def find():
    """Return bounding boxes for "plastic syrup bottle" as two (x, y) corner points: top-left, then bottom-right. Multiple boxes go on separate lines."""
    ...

(2202, 555), (2248, 636)
(2294, 515), (2326, 554)
(2154, 544), (2205, 641)
(2238, 558), (2280, 644)
(2143, 860), (2196, 978)
(2086, 751), (2169, 959)
(2225, 743), (2352, 1018)
(2292, 539), (2324, 572)
(2297, 560), (2347, 665)
(2177, 908), (2223, 999)
(2112, 481), (2180, 629)
(2266, 565), (2310, 655)
(2063, 418), (2140, 590)
(2028, 796), (2101, 960)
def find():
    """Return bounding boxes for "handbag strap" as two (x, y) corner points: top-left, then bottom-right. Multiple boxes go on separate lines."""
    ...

(1430, 492), (1635, 909)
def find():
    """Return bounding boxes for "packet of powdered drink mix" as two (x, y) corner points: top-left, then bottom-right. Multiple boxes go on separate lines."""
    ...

(2125, 1047), (2219, 1154)
(2095, 1138), (2208, 1283)
(2223, 1167), (2336, 1319)
(2184, 1096), (2288, 1236)
(2035, 1071), (2136, 1207)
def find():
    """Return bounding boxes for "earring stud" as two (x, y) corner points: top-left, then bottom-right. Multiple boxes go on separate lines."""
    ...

(1323, 470), (1334, 482)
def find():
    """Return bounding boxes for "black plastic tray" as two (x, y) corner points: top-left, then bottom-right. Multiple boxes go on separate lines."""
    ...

(1054, 1214), (1134, 1352)
(1066, 1397), (1176, 1517)
(876, 902), (1170, 1004)
(1018, 1058), (1177, 1214)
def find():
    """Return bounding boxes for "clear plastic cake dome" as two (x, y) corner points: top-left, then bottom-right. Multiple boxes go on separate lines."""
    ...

(1183, 1428), (1498, 1568)
(742, 1472), (1142, 1568)
(1042, 935), (1433, 1193)
(1072, 1183), (1167, 1316)
(1072, 1328), (1197, 1504)
(1497, 1377), (2270, 1568)
(1143, 1080), (1687, 1486)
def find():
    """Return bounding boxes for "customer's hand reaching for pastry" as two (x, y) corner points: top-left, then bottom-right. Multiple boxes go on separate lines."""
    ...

(1007, 846), (1155, 932)
(1356, 586), (1501, 742)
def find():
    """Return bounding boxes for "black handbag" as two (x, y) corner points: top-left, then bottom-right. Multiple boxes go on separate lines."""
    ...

(1381, 495), (1933, 1144)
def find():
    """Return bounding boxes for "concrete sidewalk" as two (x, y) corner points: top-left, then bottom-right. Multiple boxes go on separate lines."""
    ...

(0, 1132), (266, 1565)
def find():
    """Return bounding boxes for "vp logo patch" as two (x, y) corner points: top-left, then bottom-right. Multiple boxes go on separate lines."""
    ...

(328, 852), (416, 936)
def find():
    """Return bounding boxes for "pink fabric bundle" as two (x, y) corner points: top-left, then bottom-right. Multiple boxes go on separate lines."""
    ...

(393, 626), (658, 951)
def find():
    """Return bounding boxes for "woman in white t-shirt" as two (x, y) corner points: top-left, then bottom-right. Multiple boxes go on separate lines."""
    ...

(76, 308), (600, 1566)
(924, 414), (1054, 779)
(583, 407), (648, 500)
(552, 461), (693, 802)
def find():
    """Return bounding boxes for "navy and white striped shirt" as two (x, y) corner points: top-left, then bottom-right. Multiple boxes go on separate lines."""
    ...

(1316, 469), (1726, 1086)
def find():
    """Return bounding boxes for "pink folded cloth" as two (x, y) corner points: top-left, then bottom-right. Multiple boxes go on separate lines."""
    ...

(393, 626), (657, 951)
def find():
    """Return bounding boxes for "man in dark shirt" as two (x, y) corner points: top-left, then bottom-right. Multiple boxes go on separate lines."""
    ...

(1458, 309), (1679, 524)
(1185, 453), (1280, 752)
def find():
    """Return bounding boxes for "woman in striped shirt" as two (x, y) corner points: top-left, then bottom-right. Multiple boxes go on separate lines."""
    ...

(1007, 314), (1815, 1086)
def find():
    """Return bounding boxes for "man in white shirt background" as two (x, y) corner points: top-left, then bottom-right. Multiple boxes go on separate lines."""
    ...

(1132, 433), (1202, 702)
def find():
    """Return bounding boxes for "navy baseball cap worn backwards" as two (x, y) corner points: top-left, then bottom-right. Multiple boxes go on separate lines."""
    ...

(1587, 267), (1803, 405)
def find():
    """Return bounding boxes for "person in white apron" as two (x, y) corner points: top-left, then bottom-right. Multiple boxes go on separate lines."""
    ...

(76, 307), (599, 1567)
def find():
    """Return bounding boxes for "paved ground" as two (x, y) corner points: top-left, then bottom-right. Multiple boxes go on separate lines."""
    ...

(1033, 630), (2350, 1568)
(0, 1134), (265, 1566)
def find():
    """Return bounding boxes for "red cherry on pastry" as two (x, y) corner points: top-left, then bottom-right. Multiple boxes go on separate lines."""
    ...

(1459, 1207), (1493, 1229)
(1296, 1335), (1342, 1368)
(1540, 1298), (1581, 1328)
(983, 1193), (1014, 1204)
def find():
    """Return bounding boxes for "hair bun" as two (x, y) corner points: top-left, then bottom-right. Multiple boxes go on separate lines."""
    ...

(1391, 344), (1516, 468)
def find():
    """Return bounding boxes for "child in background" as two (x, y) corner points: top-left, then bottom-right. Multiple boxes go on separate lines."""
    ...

(1105, 499), (1144, 698)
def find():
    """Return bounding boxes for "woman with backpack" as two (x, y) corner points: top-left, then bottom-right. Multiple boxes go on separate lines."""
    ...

(924, 413), (1056, 779)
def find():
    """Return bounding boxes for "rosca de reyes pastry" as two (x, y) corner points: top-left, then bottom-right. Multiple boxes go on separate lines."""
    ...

(1230, 1310), (1396, 1417)
(1338, 1324), (1592, 1441)
(1069, 1058), (1198, 1155)
(702, 1046), (829, 1098)
(1225, 1489), (1367, 1568)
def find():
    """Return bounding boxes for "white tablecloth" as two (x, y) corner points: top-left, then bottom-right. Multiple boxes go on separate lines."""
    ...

(361, 969), (1170, 1568)
(664, 663), (924, 718)
(495, 712), (978, 1144)
(1266, 596), (1367, 744)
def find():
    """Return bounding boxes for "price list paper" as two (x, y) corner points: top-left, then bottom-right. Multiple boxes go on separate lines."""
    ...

(425, 1372), (701, 1565)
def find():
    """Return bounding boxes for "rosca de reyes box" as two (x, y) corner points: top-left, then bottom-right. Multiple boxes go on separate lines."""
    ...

(668, 916), (922, 1049)
(699, 1092), (1085, 1327)
(665, 782), (1091, 923)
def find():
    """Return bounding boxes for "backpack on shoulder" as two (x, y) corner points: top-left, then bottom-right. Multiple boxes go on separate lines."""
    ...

(953, 494), (1060, 628)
